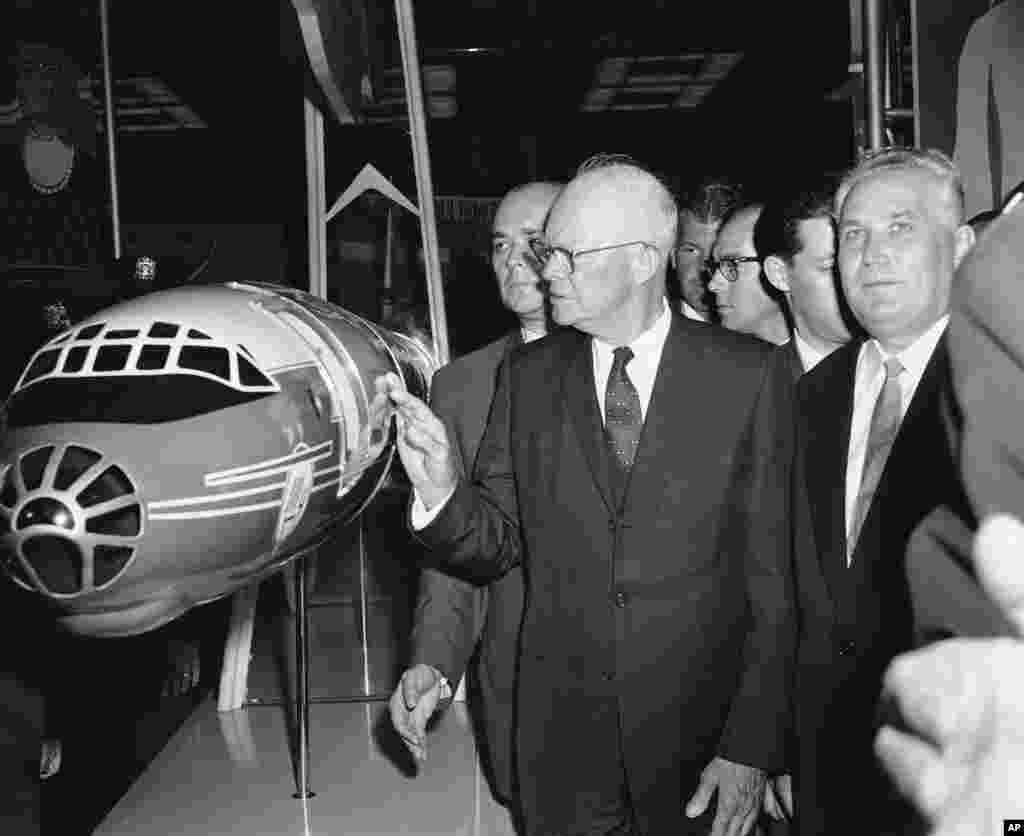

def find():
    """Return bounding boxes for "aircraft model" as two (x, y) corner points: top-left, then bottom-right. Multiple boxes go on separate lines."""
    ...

(0, 280), (434, 638)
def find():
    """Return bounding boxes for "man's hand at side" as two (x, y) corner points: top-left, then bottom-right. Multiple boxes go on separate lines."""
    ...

(685, 756), (766, 836)
(378, 373), (457, 510)
(389, 664), (446, 763)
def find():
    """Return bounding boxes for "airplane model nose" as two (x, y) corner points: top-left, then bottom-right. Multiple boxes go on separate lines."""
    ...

(0, 444), (142, 597)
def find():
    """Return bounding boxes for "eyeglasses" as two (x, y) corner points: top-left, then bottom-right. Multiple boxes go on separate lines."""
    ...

(528, 239), (655, 275)
(707, 256), (760, 283)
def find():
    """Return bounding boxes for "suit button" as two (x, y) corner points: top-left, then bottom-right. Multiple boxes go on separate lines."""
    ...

(613, 589), (628, 608)
(838, 639), (856, 657)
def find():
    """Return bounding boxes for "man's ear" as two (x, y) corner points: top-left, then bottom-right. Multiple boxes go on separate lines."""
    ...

(631, 243), (662, 285)
(953, 224), (976, 270)
(763, 255), (791, 294)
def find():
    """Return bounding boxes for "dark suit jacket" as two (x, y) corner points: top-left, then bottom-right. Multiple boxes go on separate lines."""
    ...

(418, 314), (796, 835)
(409, 331), (523, 803)
(791, 336), (969, 836)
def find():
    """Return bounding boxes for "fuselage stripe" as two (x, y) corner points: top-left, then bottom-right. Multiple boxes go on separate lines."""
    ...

(147, 481), (287, 509)
(148, 500), (282, 520)
(204, 441), (332, 483)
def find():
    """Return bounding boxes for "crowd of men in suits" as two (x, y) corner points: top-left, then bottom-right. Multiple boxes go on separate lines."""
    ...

(387, 145), (1023, 836)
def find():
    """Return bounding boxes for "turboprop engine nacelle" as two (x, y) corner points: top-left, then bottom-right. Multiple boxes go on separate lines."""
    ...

(0, 282), (434, 637)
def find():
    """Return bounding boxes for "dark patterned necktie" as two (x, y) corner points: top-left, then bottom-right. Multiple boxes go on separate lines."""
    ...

(848, 355), (906, 560)
(605, 347), (643, 492)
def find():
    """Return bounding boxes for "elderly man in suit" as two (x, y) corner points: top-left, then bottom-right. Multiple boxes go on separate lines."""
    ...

(790, 147), (975, 836)
(756, 181), (854, 379)
(383, 157), (796, 836)
(389, 181), (561, 811)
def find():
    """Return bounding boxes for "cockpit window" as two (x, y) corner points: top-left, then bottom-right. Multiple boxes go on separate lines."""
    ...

(23, 350), (61, 385)
(105, 329), (139, 340)
(78, 324), (104, 340)
(15, 320), (278, 395)
(137, 345), (169, 371)
(148, 322), (178, 338)
(179, 345), (230, 381)
(63, 346), (88, 373)
(238, 355), (269, 387)
(94, 345), (131, 372)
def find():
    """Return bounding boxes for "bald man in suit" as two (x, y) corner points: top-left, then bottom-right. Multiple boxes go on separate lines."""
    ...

(386, 157), (796, 836)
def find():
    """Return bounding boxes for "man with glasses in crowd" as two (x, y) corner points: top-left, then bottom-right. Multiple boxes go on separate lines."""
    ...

(382, 155), (796, 836)
(707, 203), (791, 347)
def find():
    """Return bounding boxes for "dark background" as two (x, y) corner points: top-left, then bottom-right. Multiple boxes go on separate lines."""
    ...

(3, 0), (855, 222)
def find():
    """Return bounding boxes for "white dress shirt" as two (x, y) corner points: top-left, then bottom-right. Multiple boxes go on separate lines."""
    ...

(843, 315), (948, 560)
(520, 327), (545, 345)
(680, 300), (708, 323)
(792, 330), (831, 374)
(591, 301), (672, 423)
(412, 303), (673, 528)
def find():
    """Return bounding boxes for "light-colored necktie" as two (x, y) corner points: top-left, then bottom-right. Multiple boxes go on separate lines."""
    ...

(848, 355), (906, 560)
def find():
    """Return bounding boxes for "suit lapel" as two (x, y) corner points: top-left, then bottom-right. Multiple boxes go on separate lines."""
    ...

(564, 331), (615, 514)
(626, 314), (705, 508)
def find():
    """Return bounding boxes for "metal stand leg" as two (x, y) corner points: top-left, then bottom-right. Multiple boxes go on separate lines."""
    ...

(292, 556), (316, 799)
(358, 519), (371, 697)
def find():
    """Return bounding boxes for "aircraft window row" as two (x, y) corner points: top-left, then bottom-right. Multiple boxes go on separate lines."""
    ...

(69, 321), (213, 342)
(21, 336), (276, 392)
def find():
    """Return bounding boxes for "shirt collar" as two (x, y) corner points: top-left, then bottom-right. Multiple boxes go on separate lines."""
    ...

(680, 300), (708, 322)
(520, 326), (545, 344)
(867, 314), (948, 381)
(592, 301), (672, 360)
(792, 330), (830, 373)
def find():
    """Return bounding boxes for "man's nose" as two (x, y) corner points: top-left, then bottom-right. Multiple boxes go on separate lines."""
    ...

(506, 243), (525, 270)
(862, 231), (888, 266)
(542, 259), (565, 284)
(707, 270), (728, 295)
